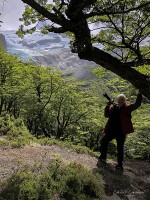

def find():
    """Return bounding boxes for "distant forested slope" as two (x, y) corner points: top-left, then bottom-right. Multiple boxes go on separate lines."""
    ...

(0, 45), (149, 161)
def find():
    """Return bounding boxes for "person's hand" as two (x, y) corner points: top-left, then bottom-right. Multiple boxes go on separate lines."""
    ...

(138, 90), (142, 95)
(107, 101), (112, 106)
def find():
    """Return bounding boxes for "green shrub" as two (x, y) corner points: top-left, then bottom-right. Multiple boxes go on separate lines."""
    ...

(0, 114), (13, 135)
(39, 161), (104, 200)
(59, 162), (104, 200)
(1, 161), (104, 200)
(0, 114), (34, 147)
(1, 171), (39, 200)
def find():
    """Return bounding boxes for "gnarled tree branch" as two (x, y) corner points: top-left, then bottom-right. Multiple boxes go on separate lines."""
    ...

(21, 0), (72, 30)
(20, 0), (150, 99)
(78, 47), (150, 99)
(85, 1), (150, 18)
(124, 59), (150, 68)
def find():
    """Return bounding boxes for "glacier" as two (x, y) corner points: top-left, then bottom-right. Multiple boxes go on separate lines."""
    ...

(0, 30), (97, 80)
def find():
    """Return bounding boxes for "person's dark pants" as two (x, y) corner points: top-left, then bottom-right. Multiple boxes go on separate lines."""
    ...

(99, 131), (126, 166)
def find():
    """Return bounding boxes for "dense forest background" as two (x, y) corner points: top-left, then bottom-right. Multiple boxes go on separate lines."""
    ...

(0, 44), (150, 161)
(0, 1), (150, 199)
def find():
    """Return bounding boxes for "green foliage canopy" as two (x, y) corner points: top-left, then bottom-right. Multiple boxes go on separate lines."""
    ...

(19, 0), (150, 99)
(0, 45), (104, 147)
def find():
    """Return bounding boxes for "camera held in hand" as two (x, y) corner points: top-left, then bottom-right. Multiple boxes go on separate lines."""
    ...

(103, 93), (114, 105)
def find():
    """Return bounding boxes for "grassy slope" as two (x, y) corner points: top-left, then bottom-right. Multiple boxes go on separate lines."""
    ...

(0, 138), (150, 200)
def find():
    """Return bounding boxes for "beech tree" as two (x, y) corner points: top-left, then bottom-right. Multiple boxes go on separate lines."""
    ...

(18, 0), (150, 99)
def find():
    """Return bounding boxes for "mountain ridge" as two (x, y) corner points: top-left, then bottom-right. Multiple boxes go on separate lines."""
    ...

(0, 31), (97, 80)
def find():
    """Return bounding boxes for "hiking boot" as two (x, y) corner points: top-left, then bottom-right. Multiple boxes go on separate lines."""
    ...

(97, 158), (106, 167)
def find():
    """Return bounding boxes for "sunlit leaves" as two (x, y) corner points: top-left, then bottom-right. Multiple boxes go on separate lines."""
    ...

(89, 0), (150, 62)
(0, 46), (103, 141)
(18, 2), (53, 37)
(135, 65), (150, 76)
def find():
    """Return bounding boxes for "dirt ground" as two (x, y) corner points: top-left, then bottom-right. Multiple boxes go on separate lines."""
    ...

(0, 145), (150, 200)
(0, 145), (97, 180)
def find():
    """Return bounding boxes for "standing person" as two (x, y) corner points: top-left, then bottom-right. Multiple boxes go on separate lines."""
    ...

(97, 92), (142, 170)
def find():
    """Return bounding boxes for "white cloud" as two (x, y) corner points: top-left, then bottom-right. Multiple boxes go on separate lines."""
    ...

(0, 0), (25, 30)
(0, 0), (54, 31)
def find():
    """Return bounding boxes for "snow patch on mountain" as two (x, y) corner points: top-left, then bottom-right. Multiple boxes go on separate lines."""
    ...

(0, 30), (97, 79)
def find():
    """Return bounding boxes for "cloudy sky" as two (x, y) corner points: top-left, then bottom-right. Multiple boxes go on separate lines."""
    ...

(0, 0), (26, 30)
(0, 0), (55, 31)
(0, 0), (98, 35)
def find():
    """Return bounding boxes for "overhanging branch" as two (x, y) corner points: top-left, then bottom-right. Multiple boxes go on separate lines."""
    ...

(47, 26), (67, 33)
(86, 2), (150, 18)
(20, 0), (150, 99)
(78, 46), (150, 99)
(21, 0), (71, 29)
(124, 59), (150, 68)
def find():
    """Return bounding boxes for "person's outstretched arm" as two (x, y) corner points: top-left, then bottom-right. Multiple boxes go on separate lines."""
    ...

(128, 91), (142, 111)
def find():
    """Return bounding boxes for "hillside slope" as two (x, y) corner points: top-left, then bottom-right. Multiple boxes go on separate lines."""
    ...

(0, 145), (149, 200)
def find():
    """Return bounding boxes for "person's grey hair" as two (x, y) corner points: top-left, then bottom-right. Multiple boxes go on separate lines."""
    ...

(117, 94), (126, 99)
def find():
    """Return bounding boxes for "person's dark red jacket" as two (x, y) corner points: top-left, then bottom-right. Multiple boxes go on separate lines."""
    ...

(104, 93), (142, 134)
